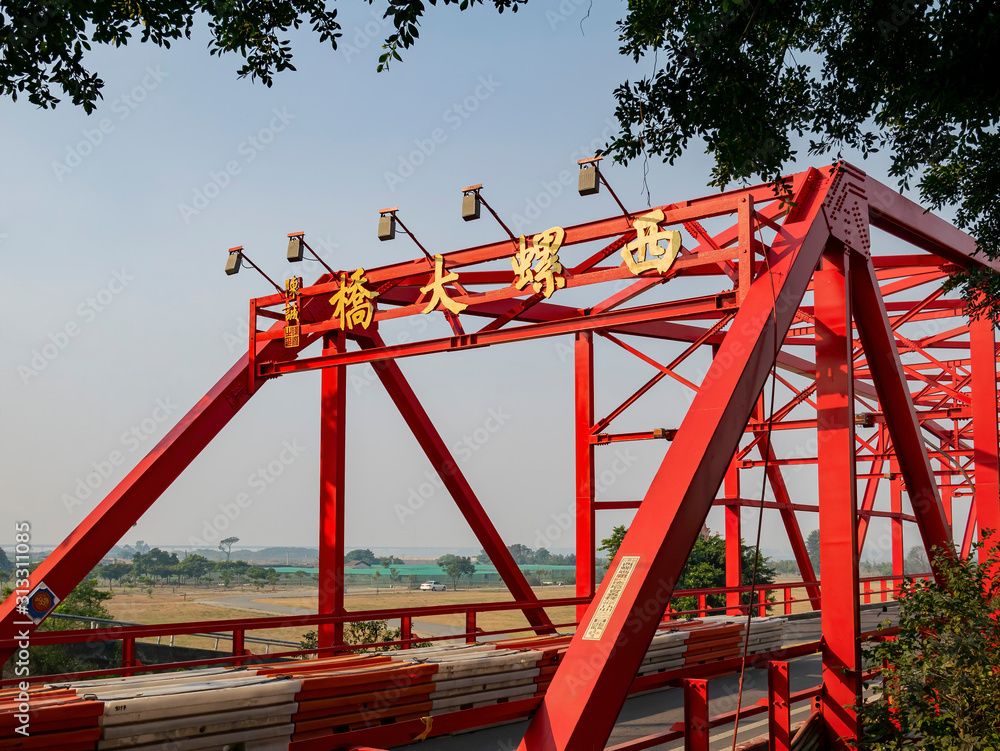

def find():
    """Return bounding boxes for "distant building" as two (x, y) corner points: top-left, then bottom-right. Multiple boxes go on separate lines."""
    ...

(345, 560), (371, 569)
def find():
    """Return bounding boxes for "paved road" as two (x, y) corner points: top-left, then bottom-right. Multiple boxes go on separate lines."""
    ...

(392, 603), (899, 751)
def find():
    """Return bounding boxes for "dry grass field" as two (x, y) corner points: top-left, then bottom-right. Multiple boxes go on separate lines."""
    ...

(106, 588), (319, 653)
(103, 583), (580, 654)
(258, 585), (580, 636)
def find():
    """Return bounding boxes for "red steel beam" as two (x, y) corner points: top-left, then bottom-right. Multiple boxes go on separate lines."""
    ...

(357, 331), (554, 633)
(575, 332), (596, 622)
(724, 460), (741, 616)
(850, 256), (954, 578)
(814, 247), (861, 746)
(318, 332), (347, 649)
(971, 317), (1000, 559)
(260, 294), (736, 377)
(517, 170), (833, 751)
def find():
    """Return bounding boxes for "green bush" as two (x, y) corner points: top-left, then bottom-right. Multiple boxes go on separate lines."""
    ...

(858, 535), (1000, 750)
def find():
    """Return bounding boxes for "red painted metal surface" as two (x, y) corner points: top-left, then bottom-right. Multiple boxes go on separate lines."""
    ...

(815, 247), (862, 745)
(3, 162), (997, 751)
(971, 317), (1000, 558)
(575, 331), (596, 622)
(768, 661), (791, 751)
(318, 331), (347, 649)
(683, 679), (709, 751)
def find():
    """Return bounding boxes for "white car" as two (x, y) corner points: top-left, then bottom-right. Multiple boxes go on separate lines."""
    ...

(420, 580), (447, 591)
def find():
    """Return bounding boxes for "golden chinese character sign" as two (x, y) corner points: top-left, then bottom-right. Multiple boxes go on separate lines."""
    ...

(329, 267), (379, 330)
(512, 226), (567, 298)
(283, 276), (302, 348)
(621, 210), (681, 275)
(420, 255), (467, 315)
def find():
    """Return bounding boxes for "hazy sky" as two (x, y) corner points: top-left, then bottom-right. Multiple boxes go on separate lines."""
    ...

(1, 2), (929, 558)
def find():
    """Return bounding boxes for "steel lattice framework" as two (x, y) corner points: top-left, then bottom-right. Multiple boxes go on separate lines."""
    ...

(2, 162), (998, 749)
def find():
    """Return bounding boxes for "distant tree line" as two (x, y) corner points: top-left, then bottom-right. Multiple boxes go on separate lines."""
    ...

(476, 544), (576, 567)
(344, 549), (405, 567)
(93, 548), (279, 590)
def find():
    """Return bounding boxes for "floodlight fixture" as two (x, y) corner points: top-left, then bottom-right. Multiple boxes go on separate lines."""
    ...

(377, 208), (397, 241)
(378, 208), (433, 261)
(223, 246), (284, 295)
(578, 156), (601, 196)
(461, 184), (482, 221)
(459, 183), (517, 243)
(578, 155), (629, 216)
(225, 247), (243, 276)
(287, 233), (304, 262)
(286, 231), (336, 276)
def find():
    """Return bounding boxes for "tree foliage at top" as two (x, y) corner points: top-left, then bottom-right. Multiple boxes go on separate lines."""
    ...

(477, 545), (575, 566)
(6, 0), (997, 313)
(608, 0), (1000, 318)
(858, 535), (1000, 749)
(0, 0), (523, 112)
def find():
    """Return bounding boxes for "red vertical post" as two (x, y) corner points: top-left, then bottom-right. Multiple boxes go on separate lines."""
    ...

(401, 616), (412, 650)
(940, 479), (953, 528)
(683, 679), (709, 751)
(971, 317), (1000, 563)
(122, 637), (136, 669)
(890, 463), (904, 593)
(724, 460), (742, 615)
(575, 332), (596, 622)
(783, 586), (791, 615)
(466, 611), (477, 644)
(232, 629), (246, 665)
(768, 661), (791, 751)
(815, 247), (861, 747)
(319, 331), (347, 650)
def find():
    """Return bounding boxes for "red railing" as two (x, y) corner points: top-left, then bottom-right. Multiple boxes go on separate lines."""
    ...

(0, 574), (923, 688)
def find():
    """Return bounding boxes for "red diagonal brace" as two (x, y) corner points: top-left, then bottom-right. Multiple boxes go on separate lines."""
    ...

(850, 256), (953, 577)
(357, 331), (554, 633)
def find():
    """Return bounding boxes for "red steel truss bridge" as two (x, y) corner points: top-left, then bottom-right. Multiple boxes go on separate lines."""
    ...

(2, 162), (998, 750)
